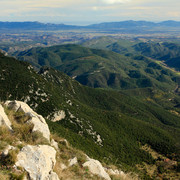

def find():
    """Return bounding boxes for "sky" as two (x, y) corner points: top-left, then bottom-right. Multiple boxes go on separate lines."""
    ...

(0, 0), (179, 25)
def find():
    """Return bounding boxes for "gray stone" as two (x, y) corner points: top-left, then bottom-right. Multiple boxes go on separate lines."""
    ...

(51, 139), (59, 150)
(83, 156), (111, 180)
(15, 145), (59, 180)
(51, 110), (66, 122)
(0, 104), (12, 130)
(68, 157), (78, 167)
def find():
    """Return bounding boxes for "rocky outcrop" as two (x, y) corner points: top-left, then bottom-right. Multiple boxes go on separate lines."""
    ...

(5, 100), (34, 113)
(15, 145), (59, 180)
(104, 168), (126, 178)
(5, 100), (50, 141)
(51, 139), (59, 150)
(0, 104), (12, 130)
(0, 101), (59, 179)
(1, 100), (125, 180)
(83, 156), (111, 180)
(51, 110), (66, 122)
(68, 157), (78, 167)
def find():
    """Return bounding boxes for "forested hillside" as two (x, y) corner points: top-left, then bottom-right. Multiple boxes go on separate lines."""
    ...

(15, 44), (179, 91)
(0, 52), (180, 179)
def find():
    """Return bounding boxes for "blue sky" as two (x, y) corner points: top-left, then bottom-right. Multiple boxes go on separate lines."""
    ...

(0, 0), (179, 25)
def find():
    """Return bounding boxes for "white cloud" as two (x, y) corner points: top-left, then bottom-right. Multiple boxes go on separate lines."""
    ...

(101, 0), (131, 4)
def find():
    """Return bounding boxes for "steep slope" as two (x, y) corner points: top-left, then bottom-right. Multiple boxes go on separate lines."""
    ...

(0, 53), (180, 178)
(15, 44), (178, 91)
(1, 101), (128, 180)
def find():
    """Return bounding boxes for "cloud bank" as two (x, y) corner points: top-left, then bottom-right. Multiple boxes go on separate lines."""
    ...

(101, 0), (131, 4)
(0, 0), (179, 25)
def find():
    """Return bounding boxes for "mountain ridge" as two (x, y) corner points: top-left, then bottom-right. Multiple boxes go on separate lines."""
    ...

(0, 20), (180, 30)
(83, 37), (180, 71)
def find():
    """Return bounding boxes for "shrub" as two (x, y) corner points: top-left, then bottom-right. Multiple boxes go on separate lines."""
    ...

(31, 131), (49, 145)
(10, 172), (25, 180)
(1, 149), (19, 166)
(0, 126), (15, 145)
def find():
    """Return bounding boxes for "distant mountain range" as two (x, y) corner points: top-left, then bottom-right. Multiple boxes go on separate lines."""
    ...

(88, 20), (180, 29)
(0, 21), (78, 30)
(0, 20), (180, 31)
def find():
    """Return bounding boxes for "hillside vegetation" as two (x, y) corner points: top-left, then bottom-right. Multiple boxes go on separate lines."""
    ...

(15, 44), (179, 91)
(0, 52), (180, 179)
(83, 37), (180, 71)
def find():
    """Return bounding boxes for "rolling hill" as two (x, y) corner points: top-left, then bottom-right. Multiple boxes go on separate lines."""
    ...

(15, 44), (179, 92)
(83, 37), (180, 71)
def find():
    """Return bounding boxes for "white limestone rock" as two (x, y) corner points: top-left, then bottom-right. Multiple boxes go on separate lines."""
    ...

(0, 104), (12, 130)
(68, 157), (78, 167)
(60, 163), (67, 170)
(48, 172), (59, 180)
(51, 110), (66, 122)
(83, 156), (111, 180)
(5, 100), (50, 141)
(27, 112), (50, 141)
(15, 145), (59, 180)
(51, 139), (59, 150)
(5, 100), (34, 113)
(105, 168), (127, 179)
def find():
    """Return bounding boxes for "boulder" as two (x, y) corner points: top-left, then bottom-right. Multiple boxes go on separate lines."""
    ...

(5, 101), (50, 141)
(0, 104), (12, 130)
(83, 156), (111, 180)
(15, 145), (59, 180)
(106, 168), (126, 177)
(68, 157), (78, 167)
(51, 110), (66, 122)
(5, 100), (34, 113)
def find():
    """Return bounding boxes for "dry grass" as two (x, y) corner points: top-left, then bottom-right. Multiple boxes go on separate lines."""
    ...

(0, 171), (10, 180)
(0, 126), (16, 145)
(141, 144), (165, 160)
(0, 140), (8, 151)
(139, 144), (180, 179)
(3, 105), (49, 146)
(1, 149), (19, 166)
(57, 165), (102, 180)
